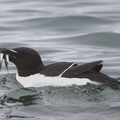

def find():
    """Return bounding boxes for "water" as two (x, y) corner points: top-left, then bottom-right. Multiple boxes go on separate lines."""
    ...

(0, 0), (120, 119)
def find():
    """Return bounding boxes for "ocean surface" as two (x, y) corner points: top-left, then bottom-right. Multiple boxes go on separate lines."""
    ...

(0, 0), (120, 120)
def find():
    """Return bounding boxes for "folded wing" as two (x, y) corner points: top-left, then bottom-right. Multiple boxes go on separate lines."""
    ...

(62, 60), (103, 77)
(41, 60), (103, 77)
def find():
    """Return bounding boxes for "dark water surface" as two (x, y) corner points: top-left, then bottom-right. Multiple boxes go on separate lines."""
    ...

(1, 0), (120, 120)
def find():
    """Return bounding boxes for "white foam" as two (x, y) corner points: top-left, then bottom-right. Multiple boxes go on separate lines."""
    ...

(16, 73), (100, 87)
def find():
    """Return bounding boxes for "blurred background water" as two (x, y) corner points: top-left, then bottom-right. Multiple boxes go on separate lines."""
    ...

(1, 0), (120, 120)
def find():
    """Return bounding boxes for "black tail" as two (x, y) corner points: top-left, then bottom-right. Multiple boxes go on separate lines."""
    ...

(78, 71), (120, 86)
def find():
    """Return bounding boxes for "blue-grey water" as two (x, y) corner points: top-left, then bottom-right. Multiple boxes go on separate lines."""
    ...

(1, 0), (120, 120)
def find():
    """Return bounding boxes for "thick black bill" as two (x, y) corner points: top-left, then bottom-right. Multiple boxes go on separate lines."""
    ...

(0, 53), (9, 71)
(0, 48), (18, 71)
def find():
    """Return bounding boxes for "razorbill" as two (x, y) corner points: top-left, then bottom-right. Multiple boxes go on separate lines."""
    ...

(0, 47), (120, 87)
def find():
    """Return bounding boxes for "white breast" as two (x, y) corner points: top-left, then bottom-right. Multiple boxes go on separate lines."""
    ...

(16, 73), (100, 87)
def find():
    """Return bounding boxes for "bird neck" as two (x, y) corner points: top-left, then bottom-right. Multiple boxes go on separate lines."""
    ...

(17, 63), (44, 77)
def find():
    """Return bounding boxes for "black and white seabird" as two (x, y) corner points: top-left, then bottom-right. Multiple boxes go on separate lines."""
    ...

(0, 47), (120, 87)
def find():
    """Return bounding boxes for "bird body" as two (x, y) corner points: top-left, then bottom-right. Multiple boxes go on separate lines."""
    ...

(0, 47), (120, 87)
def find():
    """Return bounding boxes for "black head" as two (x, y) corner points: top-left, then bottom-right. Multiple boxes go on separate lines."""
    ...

(1, 47), (44, 77)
